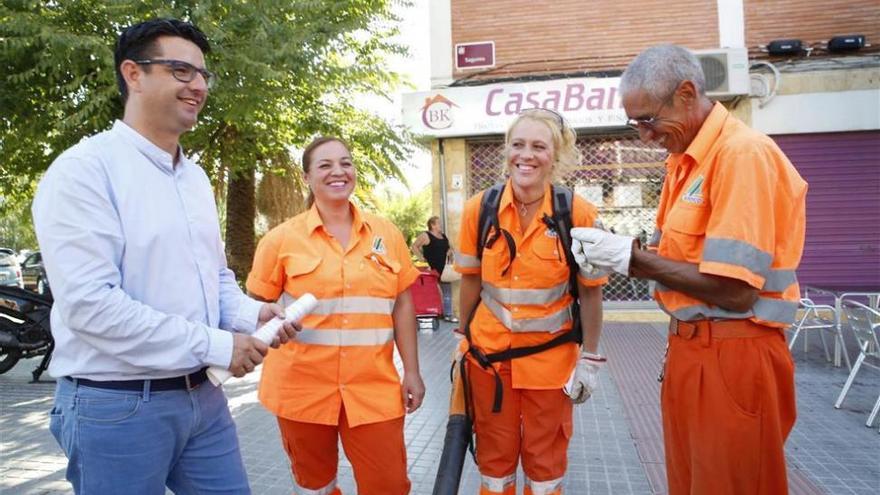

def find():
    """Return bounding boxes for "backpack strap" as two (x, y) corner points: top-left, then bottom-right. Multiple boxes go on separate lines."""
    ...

(549, 184), (583, 344)
(476, 182), (516, 276)
(476, 183), (504, 260)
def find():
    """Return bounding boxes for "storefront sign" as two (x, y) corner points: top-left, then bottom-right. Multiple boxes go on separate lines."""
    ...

(455, 41), (495, 70)
(402, 76), (627, 137)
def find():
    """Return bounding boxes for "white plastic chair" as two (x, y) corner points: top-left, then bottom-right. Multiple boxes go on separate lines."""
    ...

(787, 298), (837, 363)
(833, 300), (880, 432)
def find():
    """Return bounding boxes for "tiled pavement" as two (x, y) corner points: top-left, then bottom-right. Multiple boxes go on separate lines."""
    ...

(783, 347), (880, 495)
(1, 318), (878, 494)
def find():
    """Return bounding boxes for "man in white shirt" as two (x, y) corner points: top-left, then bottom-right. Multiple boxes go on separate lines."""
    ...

(32, 18), (295, 494)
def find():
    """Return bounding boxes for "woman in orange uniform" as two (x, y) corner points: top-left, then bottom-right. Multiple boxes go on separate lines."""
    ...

(454, 109), (607, 495)
(246, 136), (425, 495)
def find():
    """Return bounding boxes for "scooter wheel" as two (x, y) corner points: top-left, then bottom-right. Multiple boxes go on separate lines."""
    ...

(0, 346), (22, 374)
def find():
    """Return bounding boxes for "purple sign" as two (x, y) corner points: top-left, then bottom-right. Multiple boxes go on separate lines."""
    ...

(456, 41), (495, 70)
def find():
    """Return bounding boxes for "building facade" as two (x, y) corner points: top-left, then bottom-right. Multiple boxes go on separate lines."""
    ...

(402, 0), (880, 306)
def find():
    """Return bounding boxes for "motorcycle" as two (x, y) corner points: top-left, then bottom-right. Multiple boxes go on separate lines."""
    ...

(0, 285), (54, 382)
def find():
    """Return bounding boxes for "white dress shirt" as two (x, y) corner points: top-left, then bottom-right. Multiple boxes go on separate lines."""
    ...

(32, 120), (263, 380)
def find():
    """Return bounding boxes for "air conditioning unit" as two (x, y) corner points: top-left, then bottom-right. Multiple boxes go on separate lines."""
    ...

(692, 47), (750, 100)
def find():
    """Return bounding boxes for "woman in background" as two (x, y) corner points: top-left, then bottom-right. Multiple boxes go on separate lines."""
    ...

(411, 215), (459, 323)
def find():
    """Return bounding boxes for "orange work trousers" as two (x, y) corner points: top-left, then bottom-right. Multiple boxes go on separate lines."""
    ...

(276, 406), (410, 495)
(661, 319), (796, 495)
(468, 360), (572, 495)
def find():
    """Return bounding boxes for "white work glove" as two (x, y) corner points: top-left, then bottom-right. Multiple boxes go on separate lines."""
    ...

(564, 351), (607, 404)
(570, 227), (635, 276)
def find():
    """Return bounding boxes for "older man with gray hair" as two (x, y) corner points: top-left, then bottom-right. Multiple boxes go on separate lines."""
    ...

(570, 44), (807, 494)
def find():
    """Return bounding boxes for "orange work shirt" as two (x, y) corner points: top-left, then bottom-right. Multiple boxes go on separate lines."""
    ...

(651, 102), (807, 328)
(247, 203), (420, 427)
(455, 180), (607, 389)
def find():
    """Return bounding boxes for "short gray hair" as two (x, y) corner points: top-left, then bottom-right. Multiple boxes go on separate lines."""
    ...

(620, 45), (706, 102)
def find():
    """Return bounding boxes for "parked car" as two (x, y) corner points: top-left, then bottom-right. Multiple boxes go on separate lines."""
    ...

(15, 249), (33, 265)
(21, 252), (50, 296)
(0, 254), (23, 288)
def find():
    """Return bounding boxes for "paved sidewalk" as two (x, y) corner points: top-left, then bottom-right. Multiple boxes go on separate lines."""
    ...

(1, 319), (878, 494)
(0, 322), (649, 495)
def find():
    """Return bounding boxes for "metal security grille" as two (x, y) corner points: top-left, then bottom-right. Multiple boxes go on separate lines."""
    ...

(467, 134), (667, 303)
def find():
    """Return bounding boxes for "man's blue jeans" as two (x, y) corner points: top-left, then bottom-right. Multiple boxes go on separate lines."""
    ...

(49, 376), (250, 494)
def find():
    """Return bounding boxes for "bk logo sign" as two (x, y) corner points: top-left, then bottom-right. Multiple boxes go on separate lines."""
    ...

(421, 94), (458, 130)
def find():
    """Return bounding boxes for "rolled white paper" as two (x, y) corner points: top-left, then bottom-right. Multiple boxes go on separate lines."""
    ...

(208, 293), (318, 386)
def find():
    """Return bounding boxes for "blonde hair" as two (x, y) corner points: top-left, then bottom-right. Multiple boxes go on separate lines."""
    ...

(504, 109), (580, 182)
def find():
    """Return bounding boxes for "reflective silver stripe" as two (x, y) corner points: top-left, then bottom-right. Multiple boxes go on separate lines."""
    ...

(280, 292), (304, 307)
(762, 269), (797, 293)
(579, 266), (607, 280)
(482, 280), (569, 305)
(282, 293), (395, 315)
(649, 228), (662, 246)
(665, 303), (751, 321)
(294, 477), (337, 495)
(481, 289), (571, 332)
(296, 328), (394, 346)
(659, 271), (797, 295)
(481, 473), (516, 492)
(753, 297), (798, 324)
(661, 297), (798, 325)
(314, 297), (395, 315)
(456, 252), (481, 268)
(525, 475), (564, 494)
(703, 238), (772, 277)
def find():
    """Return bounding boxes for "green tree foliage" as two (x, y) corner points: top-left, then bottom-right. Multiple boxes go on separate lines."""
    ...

(372, 184), (430, 247)
(1, 0), (413, 276)
(0, 178), (37, 250)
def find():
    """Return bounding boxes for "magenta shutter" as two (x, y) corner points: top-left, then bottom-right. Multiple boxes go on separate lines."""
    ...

(772, 131), (880, 289)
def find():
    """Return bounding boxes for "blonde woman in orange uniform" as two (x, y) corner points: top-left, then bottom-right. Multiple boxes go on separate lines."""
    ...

(455, 110), (608, 495)
(247, 136), (425, 495)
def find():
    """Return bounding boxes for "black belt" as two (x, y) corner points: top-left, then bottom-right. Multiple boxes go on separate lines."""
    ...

(65, 367), (209, 392)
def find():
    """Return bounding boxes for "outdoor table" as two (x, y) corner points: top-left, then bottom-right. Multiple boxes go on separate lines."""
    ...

(804, 285), (880, 368)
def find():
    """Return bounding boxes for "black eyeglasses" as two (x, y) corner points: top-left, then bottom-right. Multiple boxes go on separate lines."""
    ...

(625, 92), (675, 131)
(134, 59), (216, 89)
(518, 107), (566, 131)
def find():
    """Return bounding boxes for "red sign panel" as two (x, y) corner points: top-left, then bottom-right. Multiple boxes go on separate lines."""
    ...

(455, 41), (495, 70)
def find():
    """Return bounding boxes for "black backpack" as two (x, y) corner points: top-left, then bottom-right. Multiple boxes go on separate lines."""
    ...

(463, 182), (583, 413)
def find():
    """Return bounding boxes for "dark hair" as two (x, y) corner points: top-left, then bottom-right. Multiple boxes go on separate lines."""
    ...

(301, 136), (352, 208)
(427, 216), (440, 230)
(114, 18), (211, 102)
